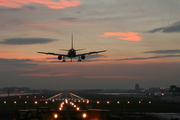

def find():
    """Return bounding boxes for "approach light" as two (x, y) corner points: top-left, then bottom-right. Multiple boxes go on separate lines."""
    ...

(35, 101), (38, 104)
(117, 101), (120, 104)
(74, 105), (76, 108)
(52, 99), (55, 102)
(127, 101), (130, 104)
(25, 101), (27, 104)
(61, 104), (63, 107)
(139, 101), (141, 104)
(87, 100), (89, 104)
(54, 114), (58, 119)
(149, 101), (151, 104)
(97, 101), (99, 104)
(59, 107), (62, 111)
(65, 99), (68, 104)
(82, 113), (87, 118)
(77, 107), (80, 111)
(14, 101), (17, 104)
(107, 101), (110, 104)
(4, 101), (6, 104)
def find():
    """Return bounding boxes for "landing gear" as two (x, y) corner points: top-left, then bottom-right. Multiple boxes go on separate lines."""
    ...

(78, 57), (81, 62)
(62, 56), (66, 62)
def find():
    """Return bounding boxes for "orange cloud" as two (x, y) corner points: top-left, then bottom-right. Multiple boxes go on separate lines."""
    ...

(101, 32), (142, 41)
(0, 52), (20, 56)
(85, 76), (151, 79)
(0, 0), (82, 9)
(20, 73), (73, 77)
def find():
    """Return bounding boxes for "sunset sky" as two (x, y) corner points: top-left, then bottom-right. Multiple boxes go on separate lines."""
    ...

(0, 0), (180, 90)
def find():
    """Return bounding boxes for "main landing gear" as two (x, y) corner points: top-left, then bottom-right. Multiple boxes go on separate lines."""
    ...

(78, 57), (82, 62)
(62, 56), (66, 62)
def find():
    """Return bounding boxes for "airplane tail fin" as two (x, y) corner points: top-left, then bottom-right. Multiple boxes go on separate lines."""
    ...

(71, 34), (85, 51)
(71, 33), (73, 49)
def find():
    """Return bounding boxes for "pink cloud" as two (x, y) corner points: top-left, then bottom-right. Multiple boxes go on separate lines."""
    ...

(20, 73), (73, 77)
(0, 0), (82, 9)
(0, 52), (20, 56)
(100, 32), (142, 41)
(85, 76), (152, 79)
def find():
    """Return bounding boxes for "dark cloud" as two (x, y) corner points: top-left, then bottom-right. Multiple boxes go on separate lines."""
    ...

(58, 17), (78, 22)
(144, 49), (180, 54)
(47, 54), (106, 63)
(116, 55), (180, 61)
(147, 21), (180, 33)
(0, 6), (36, 12)
(86, 54), (106, 59)
(0, 58), (36, 67)
(0, 38), (56, 45)
(46, 54), (105, 59)
(49, 59), (107, 63)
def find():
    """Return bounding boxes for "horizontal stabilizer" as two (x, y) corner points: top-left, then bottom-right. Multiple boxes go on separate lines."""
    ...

(59, 49), (69, 51)
(76, 48), (86, 51)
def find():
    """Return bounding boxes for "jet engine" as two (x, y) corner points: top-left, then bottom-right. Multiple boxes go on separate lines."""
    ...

(81, 55), (85, 60)
(58, 55), (62, 60)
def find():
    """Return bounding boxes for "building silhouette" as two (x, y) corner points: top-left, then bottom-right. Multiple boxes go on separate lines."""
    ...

(135, 84), (139, 90)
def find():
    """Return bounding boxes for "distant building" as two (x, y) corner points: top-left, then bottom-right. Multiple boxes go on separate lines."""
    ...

(3, 87), (30, 93)
(169, 85), (180, 93)
(170, 85), (176, 89)
(135, 84), (139, 90)
(148, 87), (161, 93)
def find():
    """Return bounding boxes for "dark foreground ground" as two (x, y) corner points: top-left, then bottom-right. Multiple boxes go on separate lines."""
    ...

(0, 92), (180, 120)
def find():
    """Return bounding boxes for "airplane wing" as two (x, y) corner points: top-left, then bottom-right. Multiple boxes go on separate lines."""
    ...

(37, 52), (68, 57)
(76, 50), (107, 56)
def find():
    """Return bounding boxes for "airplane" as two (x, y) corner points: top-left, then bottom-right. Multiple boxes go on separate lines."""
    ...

(37, 34), (106, 62)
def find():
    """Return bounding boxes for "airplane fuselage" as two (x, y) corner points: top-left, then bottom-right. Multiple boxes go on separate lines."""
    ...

(37, 34), (106, 62)
(68, 49), (76, 58)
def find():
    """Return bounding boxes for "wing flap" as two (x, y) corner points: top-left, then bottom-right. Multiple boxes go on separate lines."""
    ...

(37, 51), (67, 56)
(76, 50), (107, 56)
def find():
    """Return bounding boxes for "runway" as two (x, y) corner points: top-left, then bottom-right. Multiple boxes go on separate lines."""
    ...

(47, 92), (87, 102)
